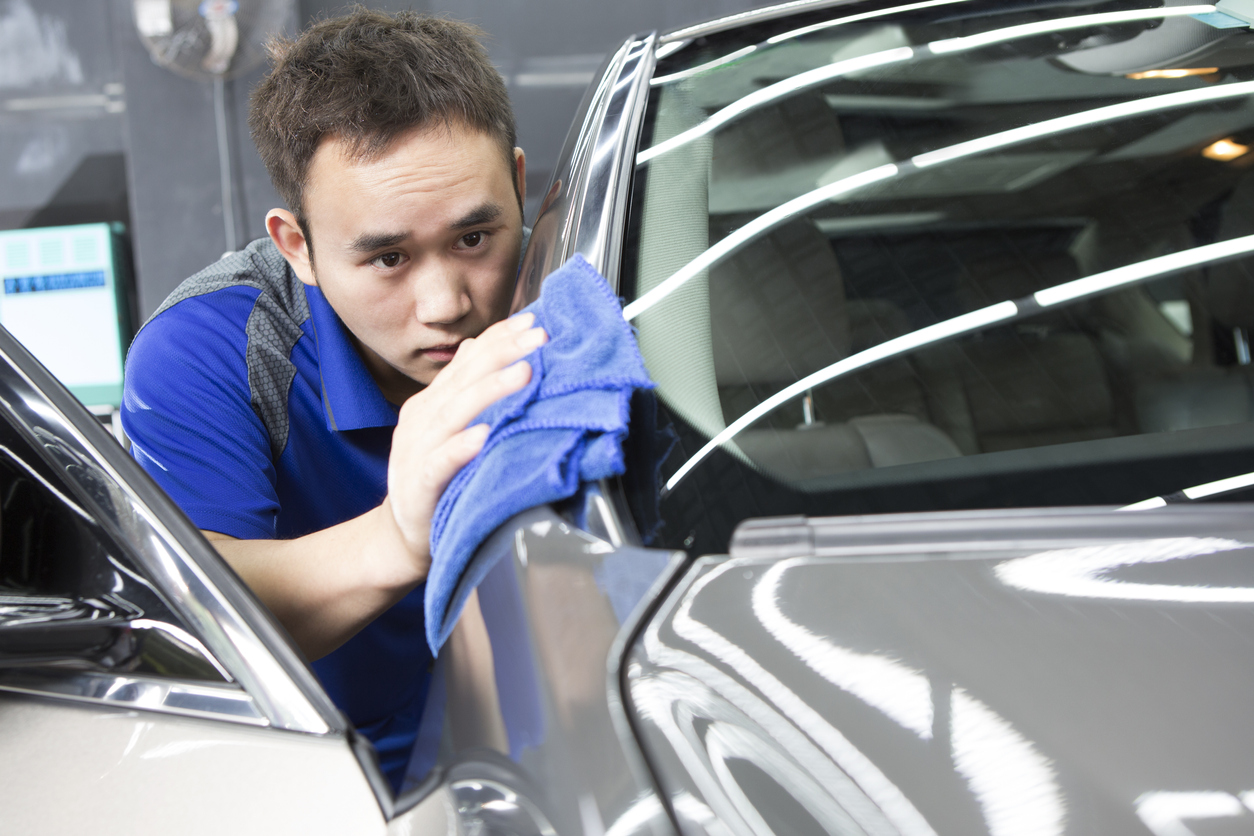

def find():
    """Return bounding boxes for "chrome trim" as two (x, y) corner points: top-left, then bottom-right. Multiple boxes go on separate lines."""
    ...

(516, 34), (654, 301)
(561, 33), (657, 286)
(0, 326), (341, 734)
(659, 0), (869, 43)
(570, 33), (656, 284)
(0, 669), (266, 725)
(583, 479), (645, 548)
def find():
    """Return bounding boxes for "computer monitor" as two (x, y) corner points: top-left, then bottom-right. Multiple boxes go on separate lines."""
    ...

(0, 223), (133, 409)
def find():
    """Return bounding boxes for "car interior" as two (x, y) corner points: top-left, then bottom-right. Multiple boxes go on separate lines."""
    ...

(621, 1), (1254, 552)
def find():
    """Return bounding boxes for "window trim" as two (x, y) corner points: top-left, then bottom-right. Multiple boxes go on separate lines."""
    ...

(0, 325), (342, 734)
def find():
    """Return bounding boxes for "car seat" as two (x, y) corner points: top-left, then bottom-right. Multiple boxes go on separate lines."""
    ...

(709, 218), (962, 481)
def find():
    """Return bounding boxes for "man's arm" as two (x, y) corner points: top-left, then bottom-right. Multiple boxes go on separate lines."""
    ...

(202, 312), (546, 660)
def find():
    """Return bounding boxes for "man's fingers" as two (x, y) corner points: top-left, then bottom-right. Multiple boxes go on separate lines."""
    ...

(396, 354), (531, 461)
(504, 311), (535, 332)
(452, 325), (546, 388)
(417, 424), (490, 501)
(437, 316), (546, 395)
(423, 358), (534, 441)
(387, 423), (492, 553)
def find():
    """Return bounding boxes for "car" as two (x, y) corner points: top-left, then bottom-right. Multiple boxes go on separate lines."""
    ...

(7, 1), (1254, 834)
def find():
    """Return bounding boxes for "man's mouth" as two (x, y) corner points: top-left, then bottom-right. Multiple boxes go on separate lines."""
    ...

(418, 343), (461, 363)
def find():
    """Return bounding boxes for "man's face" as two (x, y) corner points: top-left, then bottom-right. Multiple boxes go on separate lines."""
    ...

(292, 124), (525, 400)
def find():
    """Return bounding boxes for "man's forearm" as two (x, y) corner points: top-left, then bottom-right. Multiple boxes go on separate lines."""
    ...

(203, 497), (427, 661)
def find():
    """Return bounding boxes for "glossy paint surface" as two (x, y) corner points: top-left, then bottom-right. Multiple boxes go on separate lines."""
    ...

(629, 505), (1254, 836)
(0, 693), (385, 836)
(403, 501), (683, 836)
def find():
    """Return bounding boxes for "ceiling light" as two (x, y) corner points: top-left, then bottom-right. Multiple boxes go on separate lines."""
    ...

(1126, 68), (1219, 79)
(1203, 137), (1250, 160)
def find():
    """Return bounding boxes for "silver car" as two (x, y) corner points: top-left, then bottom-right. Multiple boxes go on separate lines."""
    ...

(7, 1), (1254, 834)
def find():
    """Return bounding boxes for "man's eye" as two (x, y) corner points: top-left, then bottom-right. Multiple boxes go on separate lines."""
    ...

(460, 232), (483, 249)
(373, 252), (404, 268)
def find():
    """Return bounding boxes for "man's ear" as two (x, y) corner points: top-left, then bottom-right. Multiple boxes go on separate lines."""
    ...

(513, 147), (527, 219)
(266, 209), (316, 287)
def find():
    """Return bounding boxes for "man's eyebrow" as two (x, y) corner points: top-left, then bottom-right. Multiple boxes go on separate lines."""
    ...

(349, 231), (410, 253)
(450, 203), (503, 230)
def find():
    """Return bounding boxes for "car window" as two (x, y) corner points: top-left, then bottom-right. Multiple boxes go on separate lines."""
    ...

(0, 413), (228, 683)
(620, 0), (1254, 556)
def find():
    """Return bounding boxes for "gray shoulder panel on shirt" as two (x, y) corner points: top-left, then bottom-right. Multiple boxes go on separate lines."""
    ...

(139, 239), (312, 460)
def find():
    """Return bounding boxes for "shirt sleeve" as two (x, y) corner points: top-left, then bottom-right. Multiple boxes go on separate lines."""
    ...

(122, 287), (282, 540)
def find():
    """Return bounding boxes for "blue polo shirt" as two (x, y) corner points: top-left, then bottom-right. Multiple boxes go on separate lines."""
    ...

(122, 237), (430, 789)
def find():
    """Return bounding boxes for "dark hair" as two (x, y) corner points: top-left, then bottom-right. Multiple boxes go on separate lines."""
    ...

(249, 8), (517, 227)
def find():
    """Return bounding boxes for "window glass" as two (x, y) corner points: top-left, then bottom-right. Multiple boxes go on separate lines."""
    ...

(0, 416), (226, 682)
(621, 0), (1254, 555)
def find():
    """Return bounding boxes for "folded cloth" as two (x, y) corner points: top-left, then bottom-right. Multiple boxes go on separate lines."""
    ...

(425, 254), (654, 654)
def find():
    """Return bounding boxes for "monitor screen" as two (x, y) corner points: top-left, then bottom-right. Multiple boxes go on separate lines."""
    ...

(0, 223), (131, 408)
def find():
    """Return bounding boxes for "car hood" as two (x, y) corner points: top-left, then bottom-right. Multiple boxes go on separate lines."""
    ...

(627, 506), (1254, 836)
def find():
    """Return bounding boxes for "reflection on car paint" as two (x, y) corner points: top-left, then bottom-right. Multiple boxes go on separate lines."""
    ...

(994, 537), (1254, 603)
(451, 777), (558, 836)
(401, 503), (681, 836)
(1136, 790), (1254, 836)
(636, 559), (939, 836)
(757, 558), (1066, 836)
(949, 686), (1063, 836)
(753, 560), (934, 739)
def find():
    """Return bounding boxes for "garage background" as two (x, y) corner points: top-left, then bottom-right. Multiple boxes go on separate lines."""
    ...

(0, 0), (773, 320)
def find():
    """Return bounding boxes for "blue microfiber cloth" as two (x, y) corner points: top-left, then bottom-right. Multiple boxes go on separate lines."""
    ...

(424, 254), (655, 654)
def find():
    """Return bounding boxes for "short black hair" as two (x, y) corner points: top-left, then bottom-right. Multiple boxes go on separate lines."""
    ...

(249, 8), (517, 225)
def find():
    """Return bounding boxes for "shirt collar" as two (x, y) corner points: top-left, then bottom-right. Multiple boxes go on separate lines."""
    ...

(305, 285), (399, 431)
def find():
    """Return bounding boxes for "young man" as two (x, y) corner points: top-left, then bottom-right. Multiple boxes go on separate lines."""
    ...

(121, 10), (541, 787)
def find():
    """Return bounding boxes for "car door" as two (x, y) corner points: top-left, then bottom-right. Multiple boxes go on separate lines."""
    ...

(0, 324), (468, 834)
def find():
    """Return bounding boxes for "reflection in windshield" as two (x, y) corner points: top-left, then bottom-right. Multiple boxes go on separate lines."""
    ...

(652, 0), (978, 87)
(1124, 469), (1254, 509)
(637, 46), (916, 164)
(1035, 235), (1254, 307)
(626, 81), (1254, 324)
(625, 0), (1254, 544)
(994, 537), (1254, 603)
(663, 235), (1254, 492)
(665, 302), (1013, 489)
(926, 5), (1214, 55)
(638, 5), (1218, 166)
(766, 0), (974, 46)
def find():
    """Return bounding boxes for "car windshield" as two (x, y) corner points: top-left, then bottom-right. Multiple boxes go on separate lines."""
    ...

(619, 0), (1254, 555)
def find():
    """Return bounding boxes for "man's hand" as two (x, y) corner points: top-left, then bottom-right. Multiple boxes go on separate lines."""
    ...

(385, 311), (548, 568)
(205, 312), (546, 661)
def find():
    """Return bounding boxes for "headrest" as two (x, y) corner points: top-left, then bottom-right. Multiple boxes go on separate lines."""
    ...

(709, 219), (851, 386)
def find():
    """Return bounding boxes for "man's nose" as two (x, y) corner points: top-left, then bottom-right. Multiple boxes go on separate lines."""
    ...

(414, 262), (472, 325)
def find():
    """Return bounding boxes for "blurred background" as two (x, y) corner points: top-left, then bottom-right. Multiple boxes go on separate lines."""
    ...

(0, 0), (774, 323)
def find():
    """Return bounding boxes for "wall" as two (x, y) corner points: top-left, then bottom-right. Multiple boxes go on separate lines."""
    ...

(2, 0), (775, 319)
